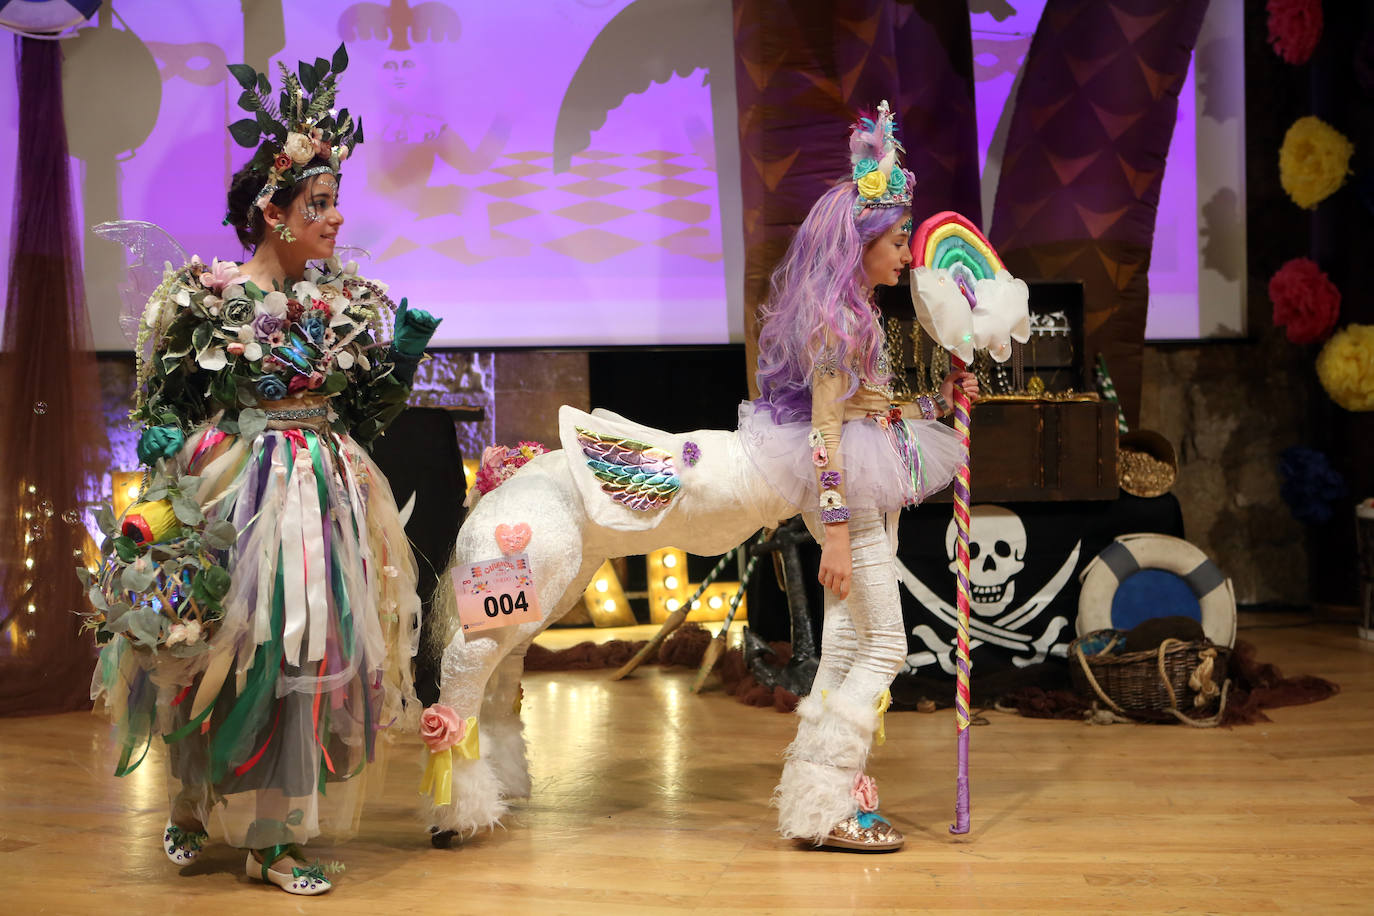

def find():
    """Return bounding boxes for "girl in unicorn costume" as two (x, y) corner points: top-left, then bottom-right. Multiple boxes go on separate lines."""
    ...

(425, 103), (1021, 852)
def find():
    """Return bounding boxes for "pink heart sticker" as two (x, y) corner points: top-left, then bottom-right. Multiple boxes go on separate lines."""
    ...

(494, 522), (532, 556)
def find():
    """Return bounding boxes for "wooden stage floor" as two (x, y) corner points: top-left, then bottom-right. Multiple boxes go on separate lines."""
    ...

(4, 614), (1372, 914)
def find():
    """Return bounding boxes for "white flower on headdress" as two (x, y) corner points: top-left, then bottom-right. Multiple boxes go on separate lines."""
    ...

(243, 342), (263, 361)
(258, 290), (288, 318)
(284, 132), (315, 165)
(335, 350), (355, 370)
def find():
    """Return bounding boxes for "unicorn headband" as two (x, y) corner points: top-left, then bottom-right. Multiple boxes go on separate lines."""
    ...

(849, 100), (914, 218)
(224, 43), (366, 221)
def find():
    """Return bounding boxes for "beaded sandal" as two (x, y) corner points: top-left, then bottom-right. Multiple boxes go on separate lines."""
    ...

(820, 811), (905, 852)
(246, 844), (333, 896)
(162, 820), (208, 865)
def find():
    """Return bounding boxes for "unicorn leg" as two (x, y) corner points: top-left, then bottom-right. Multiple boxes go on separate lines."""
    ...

(481, 638), (534, 801)
(427, 625), (525, 838)
(427, 464), (594, 839)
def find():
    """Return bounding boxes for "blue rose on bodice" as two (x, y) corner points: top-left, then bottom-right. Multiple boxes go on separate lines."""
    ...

(256, 374), (289, 401)
(303, 316), (327, 345)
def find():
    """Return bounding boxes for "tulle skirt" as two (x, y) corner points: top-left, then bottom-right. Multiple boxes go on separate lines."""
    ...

(92, 422), (420, 848)
(736, 400), (965, 512)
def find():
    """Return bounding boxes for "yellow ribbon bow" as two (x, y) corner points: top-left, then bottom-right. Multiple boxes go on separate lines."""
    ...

(419, 716), (480, 806)
(874, 690), (892, 746)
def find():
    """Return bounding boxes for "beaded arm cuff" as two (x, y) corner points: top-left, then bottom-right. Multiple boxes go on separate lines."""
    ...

(916, 395), (936, 420)
(821, 506), (851, 524)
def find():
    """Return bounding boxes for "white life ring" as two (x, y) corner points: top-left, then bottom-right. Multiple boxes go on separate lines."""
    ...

(1077, 533), (1235, 647)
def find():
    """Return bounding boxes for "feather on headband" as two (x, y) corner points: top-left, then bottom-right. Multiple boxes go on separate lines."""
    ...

(849, 100), (913, 217)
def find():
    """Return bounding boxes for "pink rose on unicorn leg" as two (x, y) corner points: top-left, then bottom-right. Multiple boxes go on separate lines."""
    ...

(420, 704), (466, 752)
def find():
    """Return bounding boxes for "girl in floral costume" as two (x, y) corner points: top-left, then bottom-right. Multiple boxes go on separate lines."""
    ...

(88, 47), (440, 895)
(745, 102), (978, 850)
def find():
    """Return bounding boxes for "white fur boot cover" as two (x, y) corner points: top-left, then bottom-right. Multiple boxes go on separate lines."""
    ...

(424, 755), (508, 837)
(773, 692), (878, 842)
(483, 715), (531, 800)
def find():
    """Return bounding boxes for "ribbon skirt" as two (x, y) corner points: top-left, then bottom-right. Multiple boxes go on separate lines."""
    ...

(92, 424), (421, 847)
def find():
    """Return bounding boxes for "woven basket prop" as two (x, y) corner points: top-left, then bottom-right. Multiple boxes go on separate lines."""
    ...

(1070, 628), (1231, 727)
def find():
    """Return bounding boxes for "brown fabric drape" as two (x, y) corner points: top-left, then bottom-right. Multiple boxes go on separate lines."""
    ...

(987, 0), (1210, 429)
(732, 0), (981, 394)
(0, 37), (105, 716)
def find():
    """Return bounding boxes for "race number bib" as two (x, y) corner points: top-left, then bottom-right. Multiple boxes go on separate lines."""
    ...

(452, 552), (541, 633)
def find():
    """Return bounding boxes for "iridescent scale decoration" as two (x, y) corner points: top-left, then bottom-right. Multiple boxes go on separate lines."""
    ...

(575, 427), (681, 511)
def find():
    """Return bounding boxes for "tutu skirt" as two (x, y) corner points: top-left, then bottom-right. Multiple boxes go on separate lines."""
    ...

(92, 422), (420, 848)
(737, 400), (964, 512)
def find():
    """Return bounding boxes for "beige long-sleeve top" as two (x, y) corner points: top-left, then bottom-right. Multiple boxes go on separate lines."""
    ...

(808, 348), (896, 520)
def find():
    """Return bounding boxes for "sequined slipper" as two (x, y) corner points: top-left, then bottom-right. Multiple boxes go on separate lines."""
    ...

(246, 845), (333, 896)
(162, 820), (208, 865)
(819, 811), (905, 852)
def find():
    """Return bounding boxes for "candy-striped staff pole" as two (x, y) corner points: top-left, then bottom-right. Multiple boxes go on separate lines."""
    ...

(948, 354), (973, 834)
(909, 210), (1031, 837)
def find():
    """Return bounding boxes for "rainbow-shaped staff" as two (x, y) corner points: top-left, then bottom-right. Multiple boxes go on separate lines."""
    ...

(910, 211), (1029, 836)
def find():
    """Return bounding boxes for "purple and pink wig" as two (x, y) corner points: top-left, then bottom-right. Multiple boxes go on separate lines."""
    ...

(754, 179), (911, 423)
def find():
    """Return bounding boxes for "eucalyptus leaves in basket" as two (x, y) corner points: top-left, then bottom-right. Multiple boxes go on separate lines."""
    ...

(79, 456), (236, 656)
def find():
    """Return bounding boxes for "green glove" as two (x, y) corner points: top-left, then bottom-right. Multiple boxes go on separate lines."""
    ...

(392, 297), (441, 357)
(136, 425), (186, 465)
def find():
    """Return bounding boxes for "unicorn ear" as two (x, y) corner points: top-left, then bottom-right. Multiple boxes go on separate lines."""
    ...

(878, 148), (896, 176)
(850, 130), (879, 164)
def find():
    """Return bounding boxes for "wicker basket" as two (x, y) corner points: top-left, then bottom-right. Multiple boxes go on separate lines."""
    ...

(1069, 628), (1231, 726)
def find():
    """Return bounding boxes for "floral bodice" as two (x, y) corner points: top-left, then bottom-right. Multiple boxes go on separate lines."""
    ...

(133, 255), (412, 447)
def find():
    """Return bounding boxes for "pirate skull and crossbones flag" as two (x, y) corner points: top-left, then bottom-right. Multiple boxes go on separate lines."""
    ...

(895, 503), (1082, 681)
(891, 495), (1184, 692)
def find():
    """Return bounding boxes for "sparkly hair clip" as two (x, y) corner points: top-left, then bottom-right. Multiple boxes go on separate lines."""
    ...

(225, 43), (365, 220)
(849, 100), (914, 218)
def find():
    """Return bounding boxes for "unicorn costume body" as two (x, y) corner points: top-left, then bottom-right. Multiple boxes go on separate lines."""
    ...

(426, 102), (1029, 852)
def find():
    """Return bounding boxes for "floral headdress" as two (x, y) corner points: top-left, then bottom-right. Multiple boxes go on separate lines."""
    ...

(849, 100), (914, 217)
(226, 43), (365, 219)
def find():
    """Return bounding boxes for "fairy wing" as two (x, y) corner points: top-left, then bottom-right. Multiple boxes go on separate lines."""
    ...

(90, 219), (189, 352)
(574, 425), (681, 512)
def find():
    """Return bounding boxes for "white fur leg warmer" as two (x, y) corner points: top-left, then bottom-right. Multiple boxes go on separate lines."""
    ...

(483, 716), (531, 800)
(773, 692), (878, 842)
(424, 756), (508, 837)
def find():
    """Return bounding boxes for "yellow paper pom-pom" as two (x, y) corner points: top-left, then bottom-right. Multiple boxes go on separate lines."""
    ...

(1316, 324), (1374, 412)
(1279, 116), (1353, 210)
(856, 170), (888, 200)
